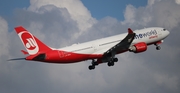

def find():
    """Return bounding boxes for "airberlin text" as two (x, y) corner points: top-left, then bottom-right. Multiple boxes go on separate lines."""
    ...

(135, 30), (158, 39)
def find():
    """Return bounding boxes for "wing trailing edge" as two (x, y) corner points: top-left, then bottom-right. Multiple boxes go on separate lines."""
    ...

(102, 28), (136, 61)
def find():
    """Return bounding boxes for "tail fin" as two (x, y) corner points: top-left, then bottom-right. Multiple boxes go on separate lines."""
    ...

(15, 26), (52, 55)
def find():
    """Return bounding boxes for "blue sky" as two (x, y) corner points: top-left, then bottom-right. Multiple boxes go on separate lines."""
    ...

(81, 0), (147, 20)
(0, 0), (147, 20)
(0, 0), (29, 17)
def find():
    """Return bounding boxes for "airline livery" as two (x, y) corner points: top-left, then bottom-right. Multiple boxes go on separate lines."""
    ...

(9, 26), (169, 70)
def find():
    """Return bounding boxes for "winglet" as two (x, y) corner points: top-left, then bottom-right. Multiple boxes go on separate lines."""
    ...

(128, 28), (133, 34)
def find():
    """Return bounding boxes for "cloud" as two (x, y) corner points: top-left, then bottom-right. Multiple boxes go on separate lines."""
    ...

(121, 4), (136, 25)
(28, 0), (97, 37)
(148, 0), (161, 6)
(0, 17), (9, 56)
(0, 0), (180, 93)
(175, 0), (180, 4)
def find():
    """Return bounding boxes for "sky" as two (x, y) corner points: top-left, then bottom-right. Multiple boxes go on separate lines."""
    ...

(0, 0), (147, 23)
(81, 0), (147, 20)
(0, 0), (180, 93)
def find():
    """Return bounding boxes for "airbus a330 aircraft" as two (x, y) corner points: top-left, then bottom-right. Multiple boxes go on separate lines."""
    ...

(10, 26), (169, 70)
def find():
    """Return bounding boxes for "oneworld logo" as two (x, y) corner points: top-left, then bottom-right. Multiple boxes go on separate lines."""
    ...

(18, 31), (39, 55)
(135, 30), (157, 39)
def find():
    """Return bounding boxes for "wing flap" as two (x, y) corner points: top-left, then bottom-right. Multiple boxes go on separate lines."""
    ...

(103, 28), (136, 59)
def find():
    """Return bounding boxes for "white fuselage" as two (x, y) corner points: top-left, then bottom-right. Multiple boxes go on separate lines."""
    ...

(58, 27), (169, 55)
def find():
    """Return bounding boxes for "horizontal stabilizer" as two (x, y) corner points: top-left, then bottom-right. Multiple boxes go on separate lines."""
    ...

(21, 50), (29, 55)
(7, 58), (25, 61)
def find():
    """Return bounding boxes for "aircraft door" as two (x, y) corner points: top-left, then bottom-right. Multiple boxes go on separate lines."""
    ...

(58, 51), (65, 58)
(93, 44), (99, 52)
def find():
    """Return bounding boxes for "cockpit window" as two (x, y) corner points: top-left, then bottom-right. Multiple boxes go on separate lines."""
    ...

(163, 28), (166, 31)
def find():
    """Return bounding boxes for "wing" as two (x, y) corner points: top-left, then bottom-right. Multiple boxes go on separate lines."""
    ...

(102, 28), (136, 59)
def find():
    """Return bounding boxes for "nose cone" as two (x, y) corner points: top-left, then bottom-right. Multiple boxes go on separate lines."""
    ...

(166, 30), (170, 36)
(161, 28), (170, 39)
(163, 30), (170, 39)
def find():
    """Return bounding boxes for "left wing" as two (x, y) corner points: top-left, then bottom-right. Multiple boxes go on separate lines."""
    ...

(102, 28), (136, 60)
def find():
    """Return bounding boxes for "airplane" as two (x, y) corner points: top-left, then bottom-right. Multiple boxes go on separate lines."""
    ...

(9, 26), (169, 70)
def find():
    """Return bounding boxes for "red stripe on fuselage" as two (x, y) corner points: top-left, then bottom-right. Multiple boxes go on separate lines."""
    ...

(44, 49), (128, 63)
(35, 50), (103, 63)
(57, 51), (102, 63)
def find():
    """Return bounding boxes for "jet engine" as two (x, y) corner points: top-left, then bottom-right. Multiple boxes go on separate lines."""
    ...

(129, 42), (147, 53)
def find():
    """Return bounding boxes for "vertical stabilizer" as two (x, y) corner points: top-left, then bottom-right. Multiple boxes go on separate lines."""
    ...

(15, 26), (52, 55)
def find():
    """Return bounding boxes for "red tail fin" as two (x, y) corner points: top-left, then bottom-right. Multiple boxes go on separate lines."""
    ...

(15, 26), (52, 55)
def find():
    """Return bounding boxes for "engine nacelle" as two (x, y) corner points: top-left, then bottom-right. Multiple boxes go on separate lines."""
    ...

(129, 42), (147, 53)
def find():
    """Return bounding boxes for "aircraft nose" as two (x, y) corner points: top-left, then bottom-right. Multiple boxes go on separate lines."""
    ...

(166, 30), (170, 36)
(162, 28), (170, 38)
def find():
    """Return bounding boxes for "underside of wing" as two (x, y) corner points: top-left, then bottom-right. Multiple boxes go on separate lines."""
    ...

(102, 28), (136, 60)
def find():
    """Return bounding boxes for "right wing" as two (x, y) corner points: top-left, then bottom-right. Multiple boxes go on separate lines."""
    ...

(102, 28), (136, 60)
